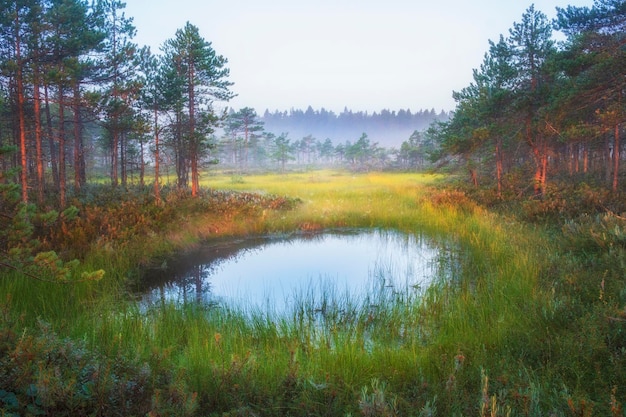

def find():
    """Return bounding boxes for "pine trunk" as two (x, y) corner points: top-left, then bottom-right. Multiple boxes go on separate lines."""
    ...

(72, 83), (84, 190)
(15, 12), (28, 203)
(44, 84), (59, 188)
(154, 106), (161, 204)
(188, 62), (197, 197)
(495, 137), (503, 197)
(33, 71), (44, 204)
(613, 123), (620, 192)
(58, 87), (66, 208)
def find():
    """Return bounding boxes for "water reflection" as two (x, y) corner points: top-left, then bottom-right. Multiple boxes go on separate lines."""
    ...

(139, 228), (442, 315)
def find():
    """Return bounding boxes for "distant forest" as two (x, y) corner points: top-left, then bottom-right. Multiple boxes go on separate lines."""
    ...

(260, 107), (448, 148)
(218, 106), (442, 174)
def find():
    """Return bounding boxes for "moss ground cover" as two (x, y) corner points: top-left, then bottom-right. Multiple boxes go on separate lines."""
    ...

(1, 171), (624, 416)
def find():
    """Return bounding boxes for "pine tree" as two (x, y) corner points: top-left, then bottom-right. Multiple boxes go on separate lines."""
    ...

(137, 47), (167, 203)
(555, 0), (626, 191)
(161, 22), (233, 195)
(508, 5), (556, 195)
(93, 0), (138, 188)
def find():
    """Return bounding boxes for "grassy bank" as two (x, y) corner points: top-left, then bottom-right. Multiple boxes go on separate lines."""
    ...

(1, 171), (624, 416)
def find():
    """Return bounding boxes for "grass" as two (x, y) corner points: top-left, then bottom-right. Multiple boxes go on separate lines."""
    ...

(207, 171), (451, 232)
(1, 170), (623, 416)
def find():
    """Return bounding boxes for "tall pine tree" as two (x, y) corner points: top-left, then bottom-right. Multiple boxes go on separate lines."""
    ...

(161, 22), (233, 196)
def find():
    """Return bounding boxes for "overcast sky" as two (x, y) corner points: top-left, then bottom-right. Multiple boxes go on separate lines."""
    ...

(123, 0), (592, 114)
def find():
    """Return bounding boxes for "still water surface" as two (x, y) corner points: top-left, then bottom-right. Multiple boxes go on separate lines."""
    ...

(140, 229), (441, 315)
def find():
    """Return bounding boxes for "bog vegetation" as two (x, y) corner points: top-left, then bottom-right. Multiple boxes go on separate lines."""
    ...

(1, 0), (626, 416)
(2, 171), (626, 417)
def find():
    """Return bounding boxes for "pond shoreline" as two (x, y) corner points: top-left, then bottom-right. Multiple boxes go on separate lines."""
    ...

(137, 227), (443, 317)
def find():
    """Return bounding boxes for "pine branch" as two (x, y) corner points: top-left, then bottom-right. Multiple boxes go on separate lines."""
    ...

(0, 258), (103, 284)
(0, 260), (55, 283)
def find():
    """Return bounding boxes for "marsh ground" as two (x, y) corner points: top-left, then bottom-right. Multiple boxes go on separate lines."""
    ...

(1, 171), (624, 416)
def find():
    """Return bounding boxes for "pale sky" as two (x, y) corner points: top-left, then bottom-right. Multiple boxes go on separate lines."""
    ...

(123, 0), (593, 114)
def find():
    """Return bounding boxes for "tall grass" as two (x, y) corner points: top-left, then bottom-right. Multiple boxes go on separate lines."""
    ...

(2, 170), (613, 416)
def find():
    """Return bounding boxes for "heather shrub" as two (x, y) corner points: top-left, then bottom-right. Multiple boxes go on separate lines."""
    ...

(0, 315), (197, 417)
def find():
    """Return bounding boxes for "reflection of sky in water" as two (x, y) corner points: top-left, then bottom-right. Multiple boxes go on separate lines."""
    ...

(141, 229), (440, 314)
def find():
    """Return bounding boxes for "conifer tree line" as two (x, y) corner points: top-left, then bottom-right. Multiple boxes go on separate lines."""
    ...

(219, 107), (439, 173)
(0, 0), (440, 209)
(260, 106), (447, 147)
(431, 1), (626, 196)
(0, 0), (233, 208)
(3, 0), (626, 210)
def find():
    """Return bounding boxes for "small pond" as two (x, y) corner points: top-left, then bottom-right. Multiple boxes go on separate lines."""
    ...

(139, 228), (443, 316)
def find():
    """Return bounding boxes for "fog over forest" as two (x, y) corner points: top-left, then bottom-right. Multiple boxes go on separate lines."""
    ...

(259, 107), (449, 148)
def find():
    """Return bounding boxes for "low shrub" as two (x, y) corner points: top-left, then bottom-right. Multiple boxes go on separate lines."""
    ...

(0, 315), (197, 417)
